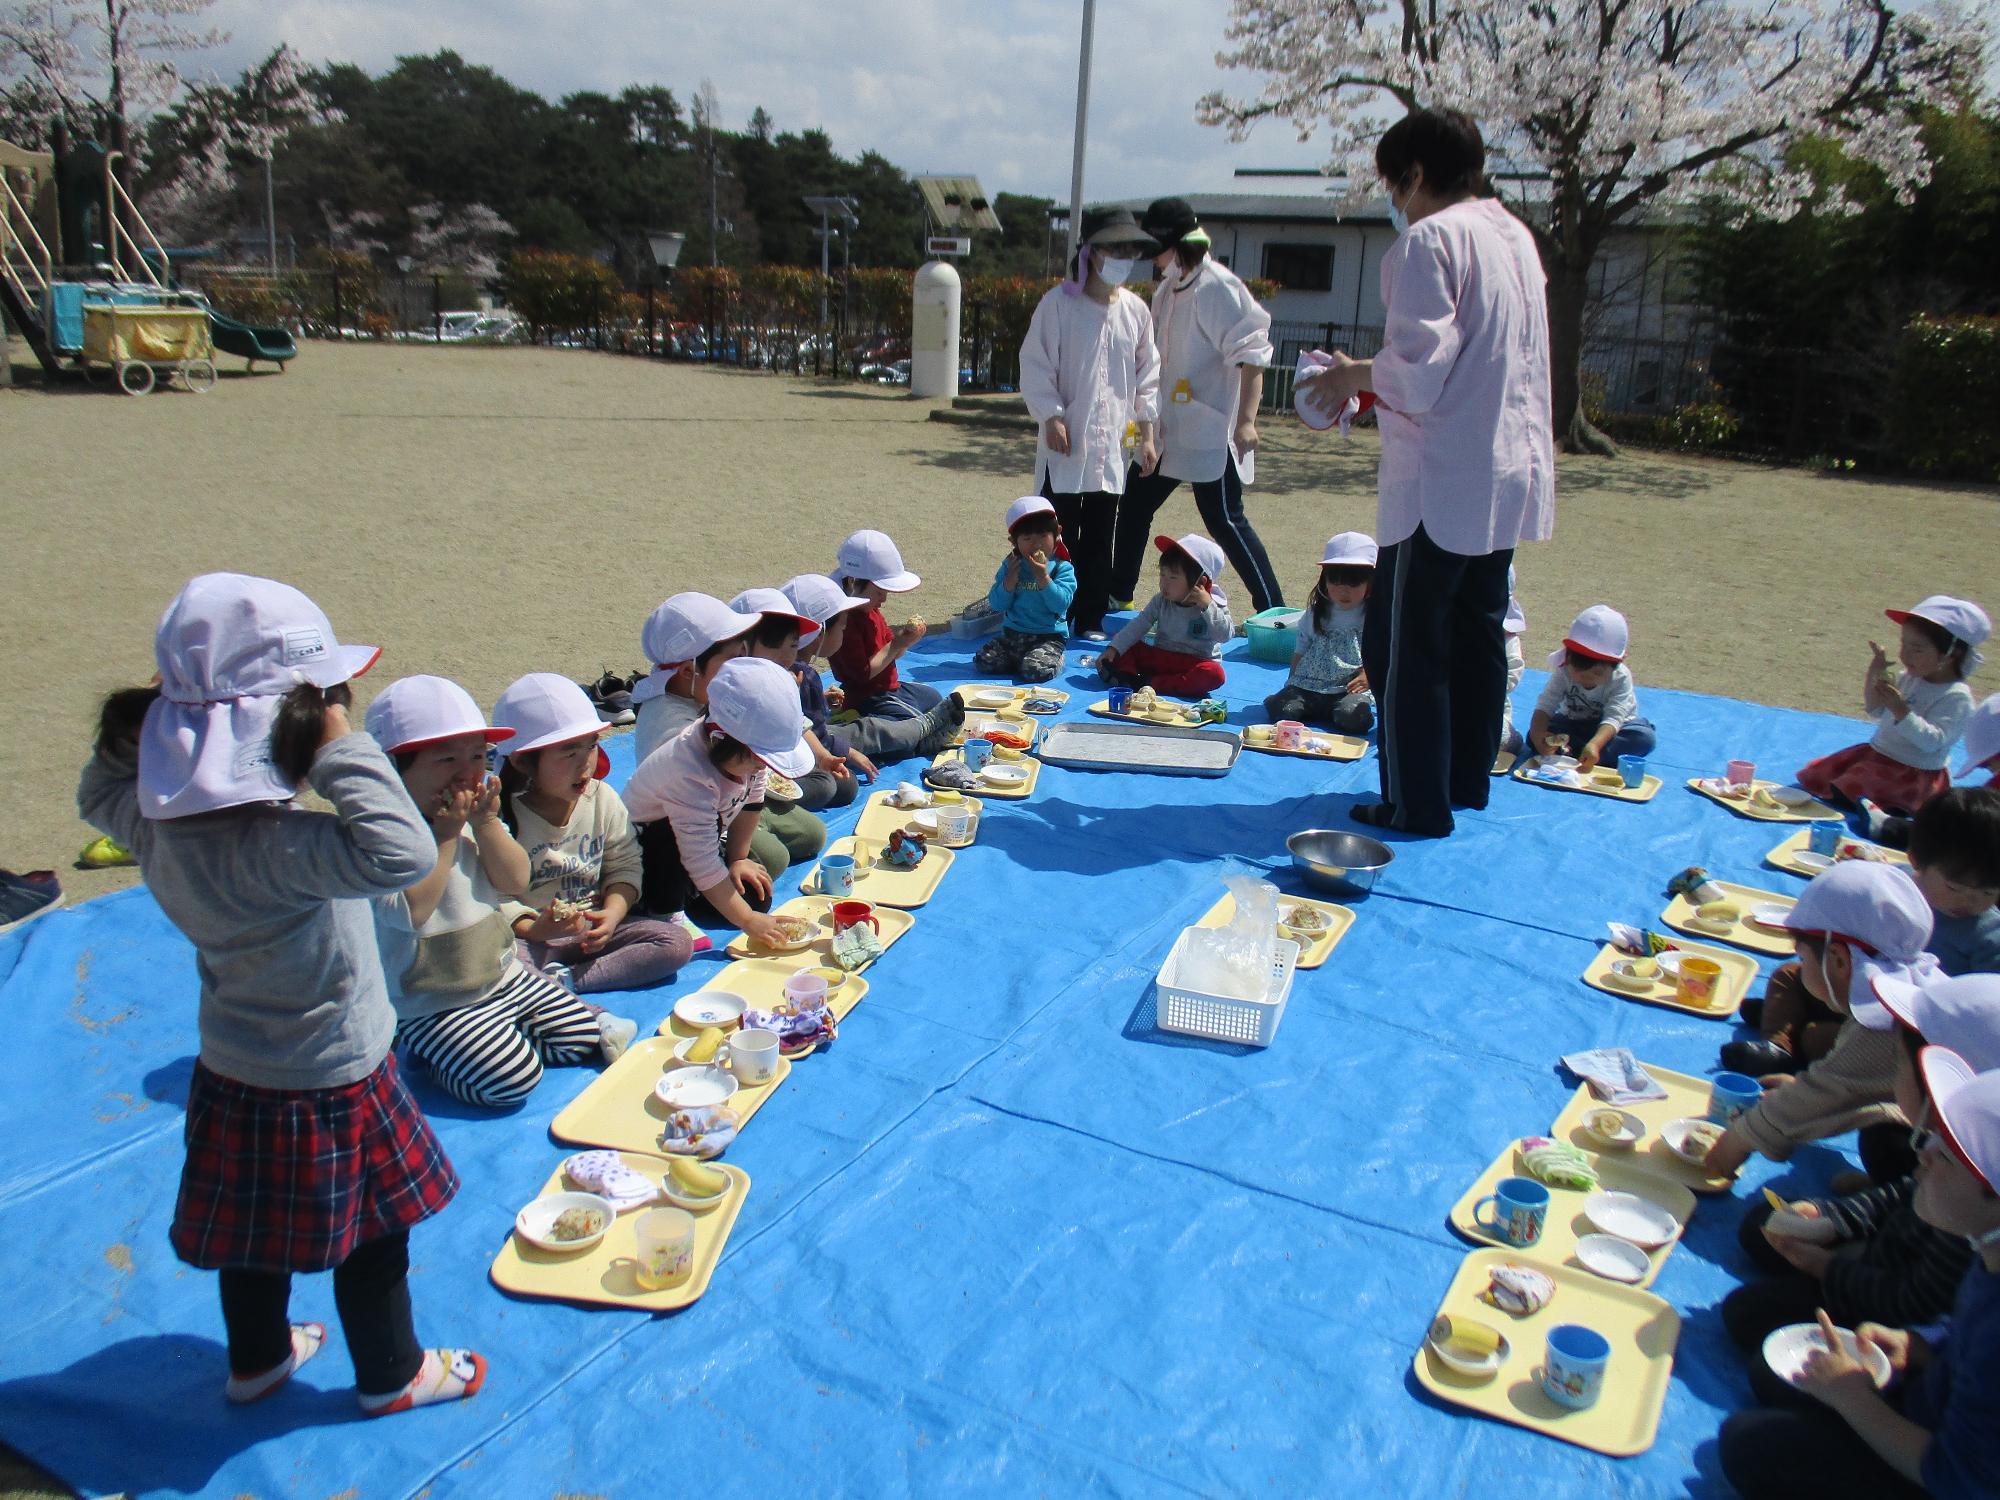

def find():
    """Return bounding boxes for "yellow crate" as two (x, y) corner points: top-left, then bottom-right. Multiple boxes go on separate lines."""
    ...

(82, 304), (212, 364)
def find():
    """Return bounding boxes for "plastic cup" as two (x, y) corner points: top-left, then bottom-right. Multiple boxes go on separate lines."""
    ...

(1472, 1176), (1549, 1248)
(962, 738), (994, 770)
(1675, 955), (1724, 1008)
(1808, 821), (1843, 856)
(1275, 719), (1306, 750)
(1621, 756), (1647, 789)
(783, 971), (829, 1008)
(1707, 1070), (1763, 1125)
(818, 854), (855, 898)
(831, 900), (879, 935)
(937, 804), (974, 847)
(1727, 759), (1757, 786)
(726, 1027), (780, 1086)
(1541, 1324), (1612, 1410)
(1108, 685), (1133, 715)
(632, 1207), (696, 1290)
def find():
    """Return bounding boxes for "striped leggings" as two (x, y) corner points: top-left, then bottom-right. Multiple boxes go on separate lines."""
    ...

(396, 966), (603, 1109)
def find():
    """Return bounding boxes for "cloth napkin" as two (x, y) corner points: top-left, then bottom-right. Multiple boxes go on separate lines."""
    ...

(830, 923), (885, 971)
(563, 1150), (659, 1210)
(745, 996), (837, 1050)
(657, 1104), (740, 1159)
(1560, 1048), (1670, 1105)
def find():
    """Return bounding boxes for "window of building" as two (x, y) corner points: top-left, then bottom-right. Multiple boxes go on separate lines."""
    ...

(1260, 242), (1333, 292)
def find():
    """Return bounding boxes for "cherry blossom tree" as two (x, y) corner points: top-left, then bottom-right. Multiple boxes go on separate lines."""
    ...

(1198, 0), (1989, 452)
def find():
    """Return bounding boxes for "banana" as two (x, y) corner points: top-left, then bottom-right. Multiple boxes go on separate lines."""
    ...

(687, 1026), (725, 1063)
(668, 1157), (728, 1195)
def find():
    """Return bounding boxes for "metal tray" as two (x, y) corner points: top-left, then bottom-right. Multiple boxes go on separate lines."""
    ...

(1036, 720), (1242, 777)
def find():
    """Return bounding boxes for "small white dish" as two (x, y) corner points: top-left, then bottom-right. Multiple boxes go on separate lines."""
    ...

(654, 1063), (739, 1109)
(1607, 958), (1664, 991)
(1654, 951), (1687, 980)
(1584, 1109), (1645, 1151)
(1763, 1323), (1891, 1389)
(658, 1169), (732, 1213)
(978, 764), (1029, 787)
(671, 1035), (729, 1067)
(1748, 903), (1795, 931)
(513, 1191), (614, 1253)
(1584, 1190), (1679, 1248)
(1792, 850), (1834, 874)
(1661, 1116), (1725, 1165)
(1425, 1317), (1508, 1381)
(1574, 1233), (1651, 1284)
(907, 810), (940, 836)
(1769, 785), (1816, 808)
(970, 689), (1015, 709)
(673, 991), (748, 1030)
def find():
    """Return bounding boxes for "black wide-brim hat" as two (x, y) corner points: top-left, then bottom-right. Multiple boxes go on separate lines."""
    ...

(1080, 206), (1160, 253)
(1139, 197), (1200, 249)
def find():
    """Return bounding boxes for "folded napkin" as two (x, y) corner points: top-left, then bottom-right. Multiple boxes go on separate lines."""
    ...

(829, 923), (885, 971)
(889, 780), (931, 809)
(922, 762), (980, 791)
(657, 1104), (740, 1159)
(563, 1149), (659, 1210)
(744, 996), (837, 1049)
(1560, 1047), (1670, 1106)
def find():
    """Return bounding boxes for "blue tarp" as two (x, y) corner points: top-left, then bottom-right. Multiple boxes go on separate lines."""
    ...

(0, 633), (1876, 1498)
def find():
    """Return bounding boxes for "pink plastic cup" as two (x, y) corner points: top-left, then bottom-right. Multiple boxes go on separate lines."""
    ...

(1726, 759), (1756, 786)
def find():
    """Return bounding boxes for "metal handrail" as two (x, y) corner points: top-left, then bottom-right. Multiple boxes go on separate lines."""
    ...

(101, 152), (167, 288)
(1, 171), (53, 304)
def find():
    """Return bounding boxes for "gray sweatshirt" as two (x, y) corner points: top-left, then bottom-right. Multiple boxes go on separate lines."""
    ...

(77, 732), (437, 1090)
(1109, 590), (1234, 661)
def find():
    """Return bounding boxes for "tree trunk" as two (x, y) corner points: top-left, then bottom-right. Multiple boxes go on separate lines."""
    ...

(1546, 260), (1618, 456)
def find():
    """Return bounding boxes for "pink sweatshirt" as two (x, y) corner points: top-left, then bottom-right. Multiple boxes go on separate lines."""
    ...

(622, 720), (767, 892)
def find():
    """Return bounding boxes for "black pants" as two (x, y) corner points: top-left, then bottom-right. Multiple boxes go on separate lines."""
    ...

(1046, 486), (1116, 633)
(1361, 525), (1513, 835)
(217, 1230), (421, 1396)
(636, 820), (773, 925)
(1108, 455), (1285, 614)
(1719, 1402), (1927, 1499)
(1861, 1120), (1919, 1184)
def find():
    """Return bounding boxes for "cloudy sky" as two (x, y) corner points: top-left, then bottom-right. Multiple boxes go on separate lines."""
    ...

(194, 0), (1339, 203)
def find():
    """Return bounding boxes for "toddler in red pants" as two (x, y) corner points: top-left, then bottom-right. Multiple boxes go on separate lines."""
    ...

(1098, 532), (1232, 697)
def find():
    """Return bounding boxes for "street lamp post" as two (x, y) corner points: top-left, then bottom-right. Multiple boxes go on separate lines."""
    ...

(395, 255), (413, 335)
(647, 230), (685, 358)
(803, 195), (860, 364)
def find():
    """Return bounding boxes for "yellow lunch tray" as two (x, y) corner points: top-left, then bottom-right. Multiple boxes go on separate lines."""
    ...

(851, 789), (985, 847)
(1238, 726), (1368, 763)
(1448, 1143), (1697, 1289)
(1765, 828), (1908, 878)
(1687, 776), (1842, 823)
(548, 1036), (789, 1154)
(1513, 758), (1662, 803)
(1661, 881), (1797, 957)
(930, 746), (1039, 799)
(723, 895), (915, 968)
(1195, 892), (1354, 970)
(954, 682), (1070, 708)
(1086, 697), (1208, 728)
(489, 1152), (748, 1312)
(1413, 1247), (1680, 1458)
(1491, 748), (1518, 776)
(1549, 1063), (1738, 1195)
(659, 958), (871, 1034)
(951, 711), (1041, 751)
(1581, 939), (1758, 1022)
(801, 835), (955, 908)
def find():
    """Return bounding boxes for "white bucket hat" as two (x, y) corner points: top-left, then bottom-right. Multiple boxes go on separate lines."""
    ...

(365, 675), (513, 755)
(492, 673), (611, 776)
(781, 573), (871, 631)
(1549, 604), (1628, 668)
(833, 529), (920, 592)
(1154, 532), (1227, 586)
(1319, 531), (1378, 568)
(634, 593), (760, 704)
(1780, 859), (1938, 1017)
(1866, 971), (2000, 1069)
(705, 657), (815, 779)
(1005, 496), (1058, 532)
(140, 572), (379, 819)
(1887, 595), (1990, 672)
(1958, 693), (2000, 778)
(1917, 1046), (2000, 1193)
(728, 586), (820, 644)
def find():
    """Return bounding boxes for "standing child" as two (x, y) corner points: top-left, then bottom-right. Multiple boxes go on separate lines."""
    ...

(1264, 531), (1375, 733)
(729, 586), (830, 867)
(491, 673), (692, 995)
(1800, 594), (1990, 816)
(368, 675), (635, 1108)
(780, 573), (882, 807)
(76, 574), (483, 1416)
(631, 593), (760, 765)
(1098, 533), (1233, 697)
(826, 529), (965, 761)
(1528, 605), (1657, 772)
(976, 496), (1078, 683)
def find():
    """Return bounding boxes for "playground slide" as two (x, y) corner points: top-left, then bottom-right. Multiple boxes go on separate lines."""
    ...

(205, 308), (296, 368)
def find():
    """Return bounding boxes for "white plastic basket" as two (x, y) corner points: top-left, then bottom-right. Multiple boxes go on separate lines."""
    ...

(1154, 929), (1300, 1047)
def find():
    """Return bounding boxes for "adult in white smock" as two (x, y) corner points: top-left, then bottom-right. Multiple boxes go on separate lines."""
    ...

(1019, 207), (1162, 636)
(1108, 197), (1286, 618)
(1300, 109), (1554, 838)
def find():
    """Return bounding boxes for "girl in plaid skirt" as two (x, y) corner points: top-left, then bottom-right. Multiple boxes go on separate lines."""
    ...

(77, 574), (487, 1416)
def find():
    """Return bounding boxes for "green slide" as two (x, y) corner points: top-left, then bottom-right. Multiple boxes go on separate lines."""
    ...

(206, 308), (297, 369)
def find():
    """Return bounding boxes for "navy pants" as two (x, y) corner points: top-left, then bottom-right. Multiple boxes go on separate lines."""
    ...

(1545, 713), (1658, 767)
(1109, 454), (1285, 615)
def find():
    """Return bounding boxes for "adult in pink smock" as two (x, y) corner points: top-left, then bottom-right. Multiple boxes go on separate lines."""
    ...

(1019, 207), (1162, 636)
(1108, 197), (1286, 618)
(1301, 108), (1554, 838)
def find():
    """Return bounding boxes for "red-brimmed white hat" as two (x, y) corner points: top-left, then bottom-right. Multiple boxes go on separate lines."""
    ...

(1155, 532), (1227, 585)
(1917, 1046), (2000, 1192)
(492, 673), (610, 777)
(834, 529), (920, 592)
(1886, 595), (1990, 671)
(635, 593), (761, 704)
(1781, 859), (1937, 1011)
(1551, 604), (1627, 666)
(1005, 496), (1058, 532)
(705, 657), (815, 780)
(1866, 971), (2000, 1069)
(728, 586), (820, 644)
(365, 675), (513, 755)
(1320, 531), (1378, 568)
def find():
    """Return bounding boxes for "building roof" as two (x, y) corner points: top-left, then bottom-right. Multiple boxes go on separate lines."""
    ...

(1110, 192), (1389, 227)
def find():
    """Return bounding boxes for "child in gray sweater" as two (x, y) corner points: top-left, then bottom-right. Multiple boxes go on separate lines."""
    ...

(1098, 532), (1233, 698)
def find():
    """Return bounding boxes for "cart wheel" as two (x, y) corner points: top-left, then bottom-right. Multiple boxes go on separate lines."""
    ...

(181, 359), (218, 394)
(117, 361), (155, 397)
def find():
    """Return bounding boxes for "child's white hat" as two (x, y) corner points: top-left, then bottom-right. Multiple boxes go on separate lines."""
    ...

(727, 586), (820, 643)
(1319, 531), (1378, 568)
(1005, 496), (1058, 532)
(1864, 971), (2000, 1068)
(139, 572), (380, 820)
(834, 529), (920, 592)
(1154, 532), (1227, 585)
(1550, 604), (1627, 668)
(366, 675), (513, 755)
(781, 574), (871, 630)
(1917, 1046), (2000, 1192)
(1887, 595), (1991, 671)
(635, 593), (760, 704)
(705, 657), (815, 779)
(491, 673), (607, 767)
(1957, 693), (2000, 778)
(1779, 859), (1938, 1010)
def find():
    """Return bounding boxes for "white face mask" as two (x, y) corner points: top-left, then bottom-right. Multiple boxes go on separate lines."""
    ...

(1096, 256), (1136, 286)
(1388, 189), (1409, 236)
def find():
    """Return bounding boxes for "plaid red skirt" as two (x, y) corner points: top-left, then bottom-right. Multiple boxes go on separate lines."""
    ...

(1796, 743), (1951, 817)
(172, 1053), (457, 1273)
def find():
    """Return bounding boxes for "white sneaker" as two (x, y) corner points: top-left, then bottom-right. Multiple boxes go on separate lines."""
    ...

(543, 961), (576, 993)
(597, 1013), (638, 1064)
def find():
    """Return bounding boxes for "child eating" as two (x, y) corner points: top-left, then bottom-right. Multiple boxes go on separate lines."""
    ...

(1527, 604), (1656, 772)
(781, 572), (893, 801)
(631, 593), (760, 765)
(730, 586), (830, 868)
(827, 528), (965, 761)
(1264, 531), (1374, 733)
(1863, 691), (2000, 850)
(1098, 533), (1232, 697)
(975, 496), (1078, 683)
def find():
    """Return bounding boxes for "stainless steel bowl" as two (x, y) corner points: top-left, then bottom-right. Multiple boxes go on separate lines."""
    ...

(1287, 828), (1394, 896)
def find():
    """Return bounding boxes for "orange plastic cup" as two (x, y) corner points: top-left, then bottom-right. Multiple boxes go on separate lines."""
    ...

(1676, 956), (1724, 1008)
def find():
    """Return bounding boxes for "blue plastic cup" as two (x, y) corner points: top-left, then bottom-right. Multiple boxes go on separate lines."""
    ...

(818, 854), (855, 898)
(1472, 1176), (1549, 1247)
(1707, 1071), (1763, 1125)
(1621, 756), (1647, 789)
(962, 738), (994, 770)
(1108, 685), (1133, 715)
(1808, 821), (1843, 856)
(1542, 1324), (1612, 1410)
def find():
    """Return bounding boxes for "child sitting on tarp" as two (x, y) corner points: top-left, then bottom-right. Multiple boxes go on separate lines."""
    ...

(826, 528), (966, 760)
(631, 592), (760, 765)
(1097, 532), (1232, 698)
(1528, 604), (1656, 772)
(1862, 692), (2000, 851)
(781, 573), (883, 803)
(1264, 530), (1374, 733)
(1717, 1042), (2000, 1500)
(976, 496), (1077, 683)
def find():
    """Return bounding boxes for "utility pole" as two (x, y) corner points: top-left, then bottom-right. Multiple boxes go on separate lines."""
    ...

(263, 150), (277, 271)
(1064, 0), (1097, 270)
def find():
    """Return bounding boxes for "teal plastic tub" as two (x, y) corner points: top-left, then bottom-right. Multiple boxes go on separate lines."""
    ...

(1244, 607), (1306, 662)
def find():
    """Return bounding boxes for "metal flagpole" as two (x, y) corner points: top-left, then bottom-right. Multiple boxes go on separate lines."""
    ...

(1064, 0), (1096, 269)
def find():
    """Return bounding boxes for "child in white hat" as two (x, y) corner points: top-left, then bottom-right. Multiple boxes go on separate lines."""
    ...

(730, 587), (833, 865)
(826, 529), (966, 761)
(975, 497), (1078, 684)
(1799, 593), (1991, 817)
(780, 573), (884, 805)
(369, 674), (636, 1108)
(1861, 691), (2000, 850)
(1099, 533), (1233, 697)
(1528, 604), (1656, 773)
(623, 657), (818, 948)
(1264, 531), (1376, 733)
(631, 592), (761, 765)
(76, 574), (484, 1417)
(491, 672), (693, 997)
(1718, 1044), (2000, 1499)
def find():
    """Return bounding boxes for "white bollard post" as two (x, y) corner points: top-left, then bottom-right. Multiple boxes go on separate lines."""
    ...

(910, 260), (961, 400)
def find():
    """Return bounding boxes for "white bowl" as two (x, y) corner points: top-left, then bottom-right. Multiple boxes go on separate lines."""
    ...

(1748, 903), (1795, 931)
(970, 689), (1015, 709)
(1661, 1116), (1726, 1165)
(654, 1063), (739, 1109)
(514, 1191), (614, 1253)
(1574, 1232), (1651, 1284)
(1763, 1323), (1891, 1389)
(1654, 951), (1687, 980)
(907, 810), (940, 836)
(1583, 1109), (1645, 1151)
(1583, 1190), (1679, 1249)
(674, 991), (748, 1030)
(1769, 785), (1816, 808)
(1607, 958), (1663, 991)
(978, 764), (1029, 787)
(671, 1034), (730, 1066)
(1792, 850), (1834, 874)
(658, 1168), (732, 1213)
(1425, 1316), (1508, 1380)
